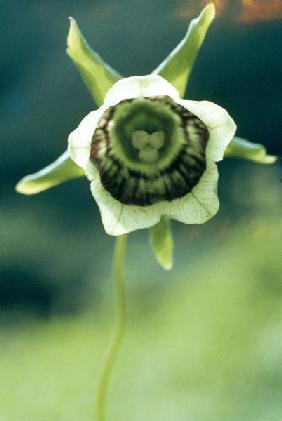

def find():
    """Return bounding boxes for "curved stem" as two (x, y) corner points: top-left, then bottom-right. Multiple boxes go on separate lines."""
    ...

(95, 234), (127, 421)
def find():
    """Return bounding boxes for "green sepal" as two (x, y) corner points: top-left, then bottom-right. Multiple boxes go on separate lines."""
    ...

(16, 151), (84, 195)
(225, 137), (277, 164)
(67, 18), (121, 106)
(153, 3), (215, 97)
(149, 216), (174, 270)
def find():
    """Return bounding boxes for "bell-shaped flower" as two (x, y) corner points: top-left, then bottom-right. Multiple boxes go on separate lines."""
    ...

(16, 4), (277, 269)
(68, 73), (236, 236)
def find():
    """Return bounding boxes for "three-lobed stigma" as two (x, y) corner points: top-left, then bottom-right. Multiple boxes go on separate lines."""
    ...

(131, 130), (165, 163)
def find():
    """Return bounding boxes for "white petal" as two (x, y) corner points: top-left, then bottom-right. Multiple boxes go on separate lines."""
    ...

(166, 162), (219, 224)
(177, 99), (236, 162)
(68, 107), (106, 169)
(87, 161), (219, 234)
(104, 75), (179, 107)
(89, 162), (219, 235)
(89, 167), (162, 235)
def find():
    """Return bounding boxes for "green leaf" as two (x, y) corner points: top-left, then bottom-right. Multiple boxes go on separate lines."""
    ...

(153, 3), (215, 97)
(225, 137), (277, 164)
(149, 217), (174, 270)
(67, 18), (121, 106)
(16, 151), (84, 195)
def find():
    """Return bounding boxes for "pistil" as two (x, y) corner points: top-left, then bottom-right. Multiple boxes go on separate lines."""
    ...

(131, 130), (165, 163)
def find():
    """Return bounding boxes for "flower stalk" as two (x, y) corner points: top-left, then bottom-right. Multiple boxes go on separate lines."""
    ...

(95, 234), (127, 421)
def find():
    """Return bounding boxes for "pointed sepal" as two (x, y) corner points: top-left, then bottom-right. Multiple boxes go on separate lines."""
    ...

(224, 137), (277, 164)
(149, 217), (174, 270)
(153, 3), (215, 97)
(67, 18), (121, 105)
(16, 151), (84, 195)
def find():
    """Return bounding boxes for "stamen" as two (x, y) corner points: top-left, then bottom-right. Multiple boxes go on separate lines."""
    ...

(138, 146), (159, 163)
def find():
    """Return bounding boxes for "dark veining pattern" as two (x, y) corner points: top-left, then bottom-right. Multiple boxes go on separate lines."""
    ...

(90, 97), (209, 206)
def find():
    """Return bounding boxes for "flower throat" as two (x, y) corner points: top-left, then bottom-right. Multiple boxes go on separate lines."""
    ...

(90, 96), (209, 206)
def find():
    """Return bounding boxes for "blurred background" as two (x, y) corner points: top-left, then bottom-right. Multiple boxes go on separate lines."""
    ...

(1, 1), (282, 420)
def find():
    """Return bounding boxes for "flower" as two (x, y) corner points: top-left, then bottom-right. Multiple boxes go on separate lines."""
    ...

(68, 74), (236, 235)
(16, 3), (276, 249)
(16, 3), (276, 268)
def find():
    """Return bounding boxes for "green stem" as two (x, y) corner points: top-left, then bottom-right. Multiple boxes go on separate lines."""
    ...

(95, 234), (127, 421)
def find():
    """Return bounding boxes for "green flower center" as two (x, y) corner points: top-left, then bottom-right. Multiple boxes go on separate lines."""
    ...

(90, 96), (209, 206)
(108, 97), (185, 174)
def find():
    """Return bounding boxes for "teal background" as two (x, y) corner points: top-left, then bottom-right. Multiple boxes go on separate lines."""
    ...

(0, 1), (281, 420)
